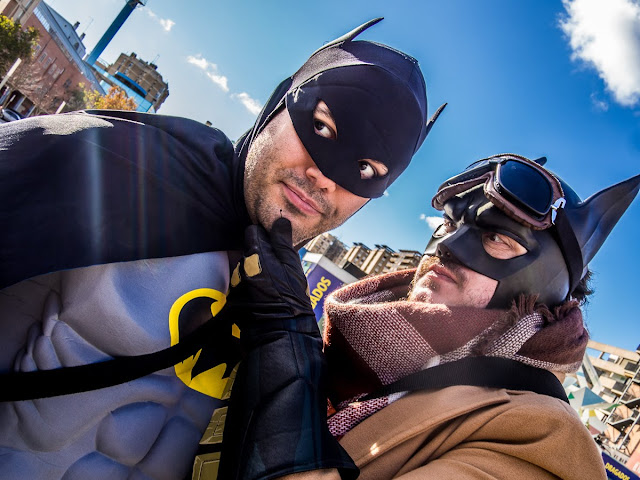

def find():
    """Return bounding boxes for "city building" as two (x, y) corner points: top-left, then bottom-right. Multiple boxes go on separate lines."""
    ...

(361, 244), (395, 276)
(0, 2), (103, 116)
(1, 1), (167, 115)
(0, 0), (40, 23)
(92, 52), (169, 112)
(347, 244), (422, 276)
(340, 242), (372, 270)
(304, 233), (348, 266)
(583, 341), (640, 473)
(383, 249), (422, 274)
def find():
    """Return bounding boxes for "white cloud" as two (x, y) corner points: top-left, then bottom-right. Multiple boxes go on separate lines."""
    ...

(232, 92), (263, 116)
(145, 8), (175, 32)
(419, 214), (443, 230)
(186, 55), (209, 71)
(160, 19), (175, 32)
(383, 190), (390, 197)
(560, 0), (640, 107)
(187, 56), (262, 115)
(590, 92), (610, 111)
(187, 55), (229, 92)
(206, 72), (229, 92)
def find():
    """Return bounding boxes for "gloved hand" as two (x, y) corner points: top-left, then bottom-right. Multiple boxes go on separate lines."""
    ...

(218, 218), (358, 480)
(225, 216), (315, 326)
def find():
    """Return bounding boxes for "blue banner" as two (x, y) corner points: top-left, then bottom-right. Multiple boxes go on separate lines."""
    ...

(305, 266), (344, 321)
(602, 453), (640, 480)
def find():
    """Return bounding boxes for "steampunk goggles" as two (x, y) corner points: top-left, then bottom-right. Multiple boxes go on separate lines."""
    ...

(432, 154), (566, 230)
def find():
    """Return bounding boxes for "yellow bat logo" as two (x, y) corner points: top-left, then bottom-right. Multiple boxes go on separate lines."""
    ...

(168, 288), (240, 399)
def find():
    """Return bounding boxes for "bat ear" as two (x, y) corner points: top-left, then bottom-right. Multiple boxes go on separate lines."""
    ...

(565, 174), (640, 269)
(309, 18), (383, 57)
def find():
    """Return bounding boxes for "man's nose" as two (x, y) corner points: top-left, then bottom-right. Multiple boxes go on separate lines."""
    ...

(306, 165), (337, 193)
(436, 242), (454, 260)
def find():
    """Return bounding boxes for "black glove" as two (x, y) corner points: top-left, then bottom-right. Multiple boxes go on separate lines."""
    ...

(218, 218), (358, 480)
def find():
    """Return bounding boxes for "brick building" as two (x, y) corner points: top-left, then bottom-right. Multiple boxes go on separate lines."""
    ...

(0, 2), (102, 116)
(0, 0), (39, 23)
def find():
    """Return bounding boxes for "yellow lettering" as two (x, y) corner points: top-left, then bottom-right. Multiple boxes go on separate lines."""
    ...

(604, 462), (630, 480)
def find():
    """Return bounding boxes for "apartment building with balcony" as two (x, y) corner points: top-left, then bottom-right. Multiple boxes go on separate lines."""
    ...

(382, 249), (422, 273)
(361, 244), (395, 276)
(92, 52), (169, 112)
(304, 233), (348, 266)
(586, 341), (640, 473)
(340, 242), (372, 271)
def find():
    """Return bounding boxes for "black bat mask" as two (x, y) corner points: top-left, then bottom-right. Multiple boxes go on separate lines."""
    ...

(237, 18), (444, 198)
(425, 166), (640, 309)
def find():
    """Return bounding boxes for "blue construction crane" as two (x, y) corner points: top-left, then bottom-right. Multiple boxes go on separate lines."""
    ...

(86, 0), (146, 66)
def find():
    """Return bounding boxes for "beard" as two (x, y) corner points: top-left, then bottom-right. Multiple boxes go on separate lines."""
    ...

(243, 126), (351, 246)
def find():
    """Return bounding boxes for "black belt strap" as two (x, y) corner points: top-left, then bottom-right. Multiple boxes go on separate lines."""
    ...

(554, 208), (584, 296)
(0, 315), (232, 402)
(360, 356), (569, 403)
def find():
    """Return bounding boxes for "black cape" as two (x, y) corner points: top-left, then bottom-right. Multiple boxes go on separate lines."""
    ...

(0, 109), (251, 290)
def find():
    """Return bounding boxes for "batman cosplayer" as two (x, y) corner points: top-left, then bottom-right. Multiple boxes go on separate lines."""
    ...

(0, 19), (441, 480)
(222, 154), (639, 479)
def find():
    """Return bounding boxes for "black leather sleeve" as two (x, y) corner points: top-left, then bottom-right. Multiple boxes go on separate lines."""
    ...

(218, 219), (358, 480)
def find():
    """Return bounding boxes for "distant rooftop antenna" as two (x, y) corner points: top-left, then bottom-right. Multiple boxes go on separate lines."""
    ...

(80, 17), (94, 37)
(86, 0), (147, 65)
(151, 54), (160, 64)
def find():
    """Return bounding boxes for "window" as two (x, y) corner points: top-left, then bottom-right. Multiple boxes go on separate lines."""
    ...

(52, 66), (64, 80)
(38, 52), (48, 64)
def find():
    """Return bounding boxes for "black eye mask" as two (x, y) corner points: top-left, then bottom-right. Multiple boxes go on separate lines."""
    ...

(424, 188), (569, 309)
(236, 18), (444, 199)
(286, 65), (424, 198)
(424, 160), (640, 309)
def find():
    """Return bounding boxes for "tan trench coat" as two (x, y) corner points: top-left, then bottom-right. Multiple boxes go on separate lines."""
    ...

(339, 385), (607, 479)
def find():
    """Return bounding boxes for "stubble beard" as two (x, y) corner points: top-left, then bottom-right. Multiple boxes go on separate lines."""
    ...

(408, 256), (467, 300)
(244, 135), (346, 246)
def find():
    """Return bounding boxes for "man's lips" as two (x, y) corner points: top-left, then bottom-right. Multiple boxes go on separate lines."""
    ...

(428, 264), (458, 284)
(282, 182), (323, 215)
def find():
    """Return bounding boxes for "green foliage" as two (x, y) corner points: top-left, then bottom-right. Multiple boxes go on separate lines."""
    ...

(0, 14), (39, 77)
(63, 84), (89, 112)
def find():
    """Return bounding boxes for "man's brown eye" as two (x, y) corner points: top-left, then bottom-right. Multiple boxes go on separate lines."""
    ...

(433, 219), (456, 237)
(313, 119), (336, 140)
(482, 232), (528, 259)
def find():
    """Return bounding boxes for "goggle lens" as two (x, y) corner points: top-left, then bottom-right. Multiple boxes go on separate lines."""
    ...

(497, 160), (553, 216)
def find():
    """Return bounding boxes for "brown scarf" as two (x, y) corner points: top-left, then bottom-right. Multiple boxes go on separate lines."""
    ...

(323, 269), (589, 437)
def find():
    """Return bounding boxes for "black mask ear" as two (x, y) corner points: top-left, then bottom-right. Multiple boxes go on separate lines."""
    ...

(308, 17), (384, 56)
(565, 174), (640, 277)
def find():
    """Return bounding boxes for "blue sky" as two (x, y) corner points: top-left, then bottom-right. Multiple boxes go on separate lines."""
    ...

(46, 0), (640, 351)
